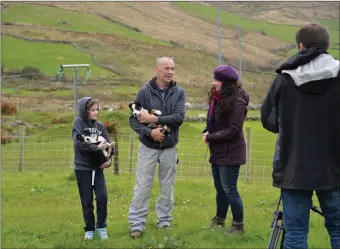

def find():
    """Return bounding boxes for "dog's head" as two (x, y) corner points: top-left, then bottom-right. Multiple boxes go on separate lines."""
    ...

(129, 102), (144, 117)
(79, 129), (93, 143)
(76, 129), (100, 145)
(76, 134), (92, 144)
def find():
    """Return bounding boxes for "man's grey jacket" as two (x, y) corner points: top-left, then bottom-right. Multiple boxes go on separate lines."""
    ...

(129, 76), (186, 150)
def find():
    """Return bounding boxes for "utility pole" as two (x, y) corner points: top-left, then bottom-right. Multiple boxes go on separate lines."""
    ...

(238, 25), (243, 81)
(58, 64), (90, 119)
(217, 7), (222, 65)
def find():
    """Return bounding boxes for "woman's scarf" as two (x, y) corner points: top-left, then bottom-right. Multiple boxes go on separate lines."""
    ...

(206, 90), (221, 132)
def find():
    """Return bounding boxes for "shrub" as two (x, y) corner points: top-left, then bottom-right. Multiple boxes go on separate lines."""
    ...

(51, 115), (73, 124)
(1, 130), (13, 144)
(119, 104), (128, 110)
(1, 100), (17, 115)
(1, 136), (13, 144)
(103, 120), (118, 134)
(20, 66), (42, 80)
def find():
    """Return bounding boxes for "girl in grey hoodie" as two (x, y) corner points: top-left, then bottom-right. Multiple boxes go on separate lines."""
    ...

(72, 97), (112, 240)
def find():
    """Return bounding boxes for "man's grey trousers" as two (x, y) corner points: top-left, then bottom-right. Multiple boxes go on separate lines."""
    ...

(128, 143), (178, 232)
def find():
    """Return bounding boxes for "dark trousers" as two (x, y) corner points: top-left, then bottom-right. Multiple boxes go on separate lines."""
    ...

(281, 188), (340, 249)
(212, 165), (244, 222)
(75, 169), (108, 232)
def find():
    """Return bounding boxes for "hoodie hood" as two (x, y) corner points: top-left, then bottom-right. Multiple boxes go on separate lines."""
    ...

(282, 54), (339, 87)
(77, 96), (92, 121)
(277, 48), (339, 87)
(147, 76), (178, 91)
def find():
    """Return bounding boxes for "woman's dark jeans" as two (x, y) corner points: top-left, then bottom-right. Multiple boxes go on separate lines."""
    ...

(212, 165), (244, 222)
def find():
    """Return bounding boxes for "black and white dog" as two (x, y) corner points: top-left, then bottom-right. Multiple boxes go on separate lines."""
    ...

(128, 101), (171, 135)
(128, 102), (162, 117)
(76, 130), (114, 169)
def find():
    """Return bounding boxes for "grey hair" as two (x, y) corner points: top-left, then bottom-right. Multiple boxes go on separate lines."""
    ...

(155, 56), (175, 66)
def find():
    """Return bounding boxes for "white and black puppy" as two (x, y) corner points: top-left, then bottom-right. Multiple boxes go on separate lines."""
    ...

(128, 101), (171, 136)
(128, 102), (162, 117)
(80, 135), (111, 157)
(76, 132), (114, 168)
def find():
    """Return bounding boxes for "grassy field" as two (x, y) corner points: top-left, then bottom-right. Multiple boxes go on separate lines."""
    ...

(174, 2), (297, 43)
(316, 18), (340, 32)
(0, 87), (329, 249)
(0, 105), (331, 248)
(174, 2), (340, 54)
(1, 171), (331, 248)
(1, 3), (337, 247)
(2, 3), (170, 46)
(2, 36), (112, 78)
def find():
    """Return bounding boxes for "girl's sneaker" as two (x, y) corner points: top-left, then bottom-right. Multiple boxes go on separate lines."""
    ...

(97, 228), (108, 240)
(84, 231), (94, 240)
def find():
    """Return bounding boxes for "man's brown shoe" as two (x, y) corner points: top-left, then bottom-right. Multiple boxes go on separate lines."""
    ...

(130, 229), (143, 238)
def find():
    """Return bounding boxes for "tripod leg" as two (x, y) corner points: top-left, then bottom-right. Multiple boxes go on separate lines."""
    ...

(268, 226), (279, 249)
(280, 228), (285, 249)
(267, 219), (284, 249)
(267, 196), (284, 249)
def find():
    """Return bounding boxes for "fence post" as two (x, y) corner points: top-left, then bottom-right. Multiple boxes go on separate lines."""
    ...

(245, 126), (252, 183)
(18, 125), (25, 172)
(112, 127), (119, 175)
(16, 100), (22, 113)
(128, 129), (135, 174)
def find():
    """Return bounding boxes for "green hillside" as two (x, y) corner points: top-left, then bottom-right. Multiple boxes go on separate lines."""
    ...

(2, 36), (112, 78)
(2, 3), (170, 46)
(174, 2), (340, 53)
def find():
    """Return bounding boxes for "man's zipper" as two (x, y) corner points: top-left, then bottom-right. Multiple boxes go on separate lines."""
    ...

(149, 87), (177, 149)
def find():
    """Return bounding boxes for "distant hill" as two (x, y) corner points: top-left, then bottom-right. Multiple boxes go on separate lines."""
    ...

(1, 1), (339, 104)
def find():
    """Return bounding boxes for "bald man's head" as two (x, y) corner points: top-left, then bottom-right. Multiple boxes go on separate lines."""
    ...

(155, 56), (174, 65)
(154, 56), (175, 86)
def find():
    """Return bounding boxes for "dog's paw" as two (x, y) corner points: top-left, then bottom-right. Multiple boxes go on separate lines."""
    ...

(148, 123), (157, 129)
(100, 159), (112, 168)
(153, 110), (162, 116)
(97, 136), (106, 143)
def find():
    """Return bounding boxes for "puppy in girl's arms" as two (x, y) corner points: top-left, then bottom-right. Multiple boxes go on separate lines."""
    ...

(128, 101), (171, 135)
(76, 129), (114, 169)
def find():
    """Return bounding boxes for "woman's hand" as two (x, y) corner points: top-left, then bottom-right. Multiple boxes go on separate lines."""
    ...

(202, 132), (209, 144)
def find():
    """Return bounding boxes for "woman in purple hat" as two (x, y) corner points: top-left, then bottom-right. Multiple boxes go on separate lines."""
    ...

(202, 65), (249, 234)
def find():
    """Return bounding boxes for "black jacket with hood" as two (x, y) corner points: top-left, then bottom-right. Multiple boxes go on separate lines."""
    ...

(261, 48), (340, 190)
(72, 97), (111, 171)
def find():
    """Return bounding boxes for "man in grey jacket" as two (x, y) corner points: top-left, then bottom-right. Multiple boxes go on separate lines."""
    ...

(128, 56), (185, 238)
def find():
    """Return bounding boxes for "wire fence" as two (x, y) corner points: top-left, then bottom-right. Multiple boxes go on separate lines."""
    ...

(1, 126), (277, 183)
